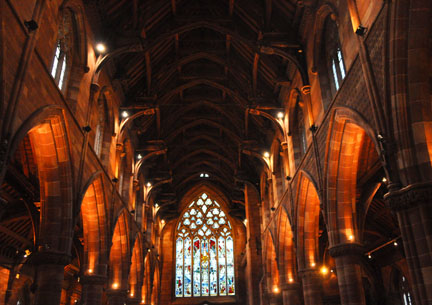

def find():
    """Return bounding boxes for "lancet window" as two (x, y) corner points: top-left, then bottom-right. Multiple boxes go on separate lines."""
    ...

(175, 193), (235, 297)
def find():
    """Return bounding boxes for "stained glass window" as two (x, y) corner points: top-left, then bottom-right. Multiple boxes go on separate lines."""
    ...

(175, 193), (235, 297)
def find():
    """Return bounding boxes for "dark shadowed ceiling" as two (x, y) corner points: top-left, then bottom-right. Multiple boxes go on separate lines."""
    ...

(85, 0), (306, 219)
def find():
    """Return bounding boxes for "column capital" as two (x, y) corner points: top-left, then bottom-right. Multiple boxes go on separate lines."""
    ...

(106, 289), (128, 298)
(328, 243), (364, 258)
(298, 268), (319, 278)
(80, 274), (107, 285)
(384, 182), (432, 211)
(31, 250), (71, 266)
(280, 282), (301, 291)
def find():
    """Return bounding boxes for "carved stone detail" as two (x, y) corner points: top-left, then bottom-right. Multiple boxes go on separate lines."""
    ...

(384, 182), (432, 211)
(328, 243), (364, 258)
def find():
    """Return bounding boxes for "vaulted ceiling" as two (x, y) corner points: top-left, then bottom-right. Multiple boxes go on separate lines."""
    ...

(86, 0), (307, 219)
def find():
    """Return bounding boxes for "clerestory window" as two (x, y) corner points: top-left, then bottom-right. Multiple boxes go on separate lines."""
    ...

(175, 193), (235, 297)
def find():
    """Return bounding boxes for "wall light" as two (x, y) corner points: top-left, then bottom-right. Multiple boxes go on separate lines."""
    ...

(95, 43), (106, 53)
(320, 266), (329, 275)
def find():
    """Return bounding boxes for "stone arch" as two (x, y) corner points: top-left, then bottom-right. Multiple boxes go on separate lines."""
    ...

(287, 88), (308, 169)
(55, 1), (88, 111)
(264, 231), (280, 293)
(10, 106), (74, 254)
(295, 171), (322, 271)
(141, 253), (152, 304)
(118, 138), (134, 207)
(79, 172), (108, 276)
(151, 263), (160, 305)
(6, 106), (74, 305)
(324, 107), (380, 246)
(128, 234), (143, 300)
(92, 87), (115, 169)
(109, 209), (130, 290)
(277, 208), (295, 284)
(311, 3), (340, 74)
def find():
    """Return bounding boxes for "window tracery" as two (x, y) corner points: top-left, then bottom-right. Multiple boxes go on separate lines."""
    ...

(51, 9), (74, 91)
(175, 193), (235, 297)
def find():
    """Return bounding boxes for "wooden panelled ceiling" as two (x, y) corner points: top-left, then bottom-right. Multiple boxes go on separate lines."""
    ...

(87, 0), (305, 218)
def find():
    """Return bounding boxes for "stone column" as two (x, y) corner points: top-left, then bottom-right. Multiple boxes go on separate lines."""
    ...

(385, 183), (432, 305)
(80, 274), (107, 305)
(33, 251), (70, 305)
(329, 243), (366, 305)
(106, 289), (127, 305)
(126, 297), (141, 305)
(299, 269), (323, 305)
(244, 183), (263, 305)
(281, 282), (302, 305)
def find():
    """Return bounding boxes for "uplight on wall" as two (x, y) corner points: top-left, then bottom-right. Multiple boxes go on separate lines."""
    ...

(320, 266), (329, 275)
(112, 283), (119, 289)
(273, 286), (279, 293)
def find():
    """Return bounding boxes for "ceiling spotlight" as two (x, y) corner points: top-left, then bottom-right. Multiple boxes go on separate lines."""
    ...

(95, 43), (106, 53)
(393, 241), (398, 246)
(200, 173), (204, 177)
(382, 177), (387, 183)
(137, 154), (142, 160)
(205, 173), (209, 178)
(368, 254), (372, 259)
(146, 182), (152, 187)
(155, 203), (159, 208)
(263, 152), (270, 158)
(121, 111), (129, 118)
(161, 219), (165, 225)
(277, 112), (284, 119)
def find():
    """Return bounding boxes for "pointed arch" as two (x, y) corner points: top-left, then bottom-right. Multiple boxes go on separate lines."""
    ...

(277, 208), (295, 283)
(129, 234), (144, 299)
(325, 107), (380, 246)
(109, 210), (130, 289)
(264, 231), (279, 292)
(296, 171), (322, 270)
(80, 172), (108, 275)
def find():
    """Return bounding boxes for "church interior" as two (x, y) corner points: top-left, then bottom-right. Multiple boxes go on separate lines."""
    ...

(0, 0), (431, 304)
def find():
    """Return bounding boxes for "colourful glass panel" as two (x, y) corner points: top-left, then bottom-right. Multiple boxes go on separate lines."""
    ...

(218, 237), (227, 295)
(184, 237), (192, 297)
(175, 238), (183, 297)
(226, 236), (235, 295)
(209, 237), (218, 296)
(193, 238), (201, 296)
(176, 193), (235, 298)
(201, 238), (209, 296)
